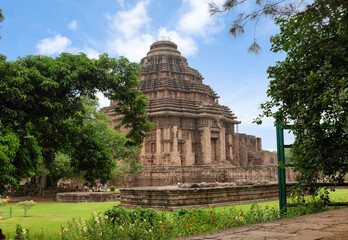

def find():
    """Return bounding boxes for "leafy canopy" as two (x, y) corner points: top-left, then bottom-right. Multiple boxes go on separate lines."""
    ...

(255, 0), (348, 193)
(0, 53), (153, 194)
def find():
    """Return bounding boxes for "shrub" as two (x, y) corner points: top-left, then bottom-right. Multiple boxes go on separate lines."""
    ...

(17, 200), (36, 217)
(104, 206), (163, 227)
(109, 185), (116, 192)
(0, 199), (7, 206)
(59, 200), (333, 239)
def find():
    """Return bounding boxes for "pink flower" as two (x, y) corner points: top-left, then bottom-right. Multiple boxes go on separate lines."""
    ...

(212, 218), (215, 222)
(83, 227), (87, 232)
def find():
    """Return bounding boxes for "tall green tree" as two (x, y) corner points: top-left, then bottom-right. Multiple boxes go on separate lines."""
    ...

(255, 0), (348, 193)
(0, 53), (152, 195)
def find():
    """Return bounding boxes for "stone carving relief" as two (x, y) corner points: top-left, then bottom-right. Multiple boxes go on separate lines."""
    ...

(171, 171), (183, 184)
(216, 171), (227, 182)
(124, 174), (134, 187)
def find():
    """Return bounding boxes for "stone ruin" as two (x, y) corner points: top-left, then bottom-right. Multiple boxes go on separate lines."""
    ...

(102, 40), (296, 187)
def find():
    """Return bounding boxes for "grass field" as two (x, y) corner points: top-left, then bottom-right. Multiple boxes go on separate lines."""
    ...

(0, 201), (117, 239)
(1, 189), (347, 239)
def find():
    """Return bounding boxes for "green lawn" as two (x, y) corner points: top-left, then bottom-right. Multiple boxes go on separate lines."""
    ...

(0, 201), (117, 239)
(0, 189), (347, 239)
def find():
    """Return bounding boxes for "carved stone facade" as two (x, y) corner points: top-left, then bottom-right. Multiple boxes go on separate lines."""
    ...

(102, 40), (291, 186)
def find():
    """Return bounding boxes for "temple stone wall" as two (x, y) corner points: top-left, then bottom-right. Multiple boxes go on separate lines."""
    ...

(102, 40), (296, 187)
(115, 166), (296, 188)
(120, 184), (291, 210)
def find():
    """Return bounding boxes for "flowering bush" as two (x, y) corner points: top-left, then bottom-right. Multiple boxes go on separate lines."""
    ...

(58, 203), (282, 239)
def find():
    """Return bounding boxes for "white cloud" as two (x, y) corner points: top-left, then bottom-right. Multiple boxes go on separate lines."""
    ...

(106, 0), (150, 39)
(85, 47), (100, 59)
(178, 0), (225, 38)
(36, 34), (72, 55)
(105, 0), (202, 61)
(68, 20), (77, 30)
(158, 27), (198, 56)
(36, 34), (100, 59)
(105, 0), (155, 62)
(108, 34), (154, 62)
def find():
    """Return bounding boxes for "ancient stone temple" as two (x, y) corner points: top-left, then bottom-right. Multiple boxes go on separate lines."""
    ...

(102, 40), (295, 186)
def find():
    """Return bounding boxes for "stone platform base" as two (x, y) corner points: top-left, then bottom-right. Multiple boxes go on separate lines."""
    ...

(122, 166), (296, 187)
(56, 192), (120, 203)
(120, 183), (290, 210)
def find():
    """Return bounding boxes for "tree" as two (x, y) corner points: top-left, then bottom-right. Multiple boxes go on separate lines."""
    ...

(29, 97), (141, 195)
(209, 0), (308, 52)
(0, 53), (153, 195)
(255, 0), (348, 193)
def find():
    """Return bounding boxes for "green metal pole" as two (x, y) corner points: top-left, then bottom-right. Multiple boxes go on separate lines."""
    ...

(276, 122), (287, 214)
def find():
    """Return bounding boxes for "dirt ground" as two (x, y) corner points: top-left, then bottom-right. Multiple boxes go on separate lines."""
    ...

(6, 196), (53, 203)
(181, 207), (348, 240)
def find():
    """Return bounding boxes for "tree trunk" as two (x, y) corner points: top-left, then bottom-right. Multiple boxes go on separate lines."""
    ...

(26, 175), (60, 197)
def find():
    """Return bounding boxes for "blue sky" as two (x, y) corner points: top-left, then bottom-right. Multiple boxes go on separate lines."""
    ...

(0, 0), (295, 150)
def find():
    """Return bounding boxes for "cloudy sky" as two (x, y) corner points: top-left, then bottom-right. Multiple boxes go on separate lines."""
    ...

(0, 0), (295, 150)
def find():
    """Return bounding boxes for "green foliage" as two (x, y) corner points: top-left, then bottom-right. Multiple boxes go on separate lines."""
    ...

(109, 185), (116, 192)
(2, 191), (348, 238)
(255, 0), (348, 194)
(105, 206), (164, 227)
(59, 201), (331, 239)
(0, 53), (153, 194)
(0, 199), (7, 206)
(17, 200), (36, 217)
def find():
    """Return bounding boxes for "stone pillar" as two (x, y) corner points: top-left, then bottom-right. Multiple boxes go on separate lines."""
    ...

(156, 128), (162, 165)
(219, 128), (226, 162)
(201, 126), (211, 165)
(184, 132), (195, 166)
(170, 126), (181, 165)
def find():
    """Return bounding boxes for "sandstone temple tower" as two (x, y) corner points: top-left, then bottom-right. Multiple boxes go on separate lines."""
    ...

(102, 40), (289, 186)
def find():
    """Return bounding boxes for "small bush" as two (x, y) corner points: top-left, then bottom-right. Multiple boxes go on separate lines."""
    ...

(109, 185), (116, 192)
(0, 199), (7, 206)
(17, 200), (36, 217)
